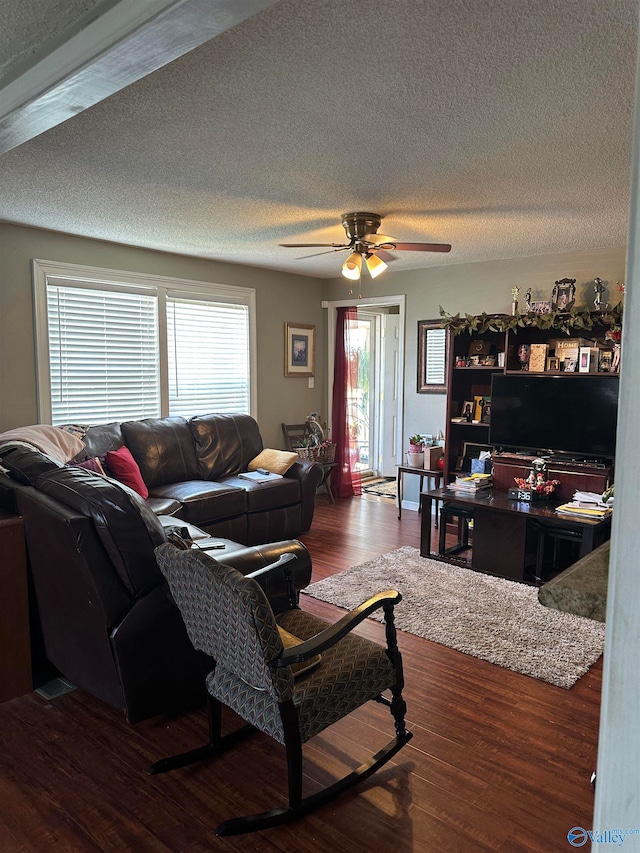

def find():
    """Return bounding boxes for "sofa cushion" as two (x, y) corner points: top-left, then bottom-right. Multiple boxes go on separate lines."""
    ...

(121, 416), (199, 488)
(70, 456), (106, 475)
(220, 474), (300, 513)
(190, 414), (263, 480)
(36, 467), (166, 598)
(81, 422), (124, 458)
(106, 445), (149, 498)
(249, 448), (298, 475)
(148, 480), (247, 525)
(147, 496), (183, 516)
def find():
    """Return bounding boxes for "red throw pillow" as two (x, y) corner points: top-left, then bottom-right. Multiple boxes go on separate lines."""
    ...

(105, 445), (149, 499)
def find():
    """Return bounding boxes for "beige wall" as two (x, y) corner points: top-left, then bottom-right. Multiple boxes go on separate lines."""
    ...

(323, 244), (627, 500)
(0, 222), (326, 449)
(0, 221), (626, 462)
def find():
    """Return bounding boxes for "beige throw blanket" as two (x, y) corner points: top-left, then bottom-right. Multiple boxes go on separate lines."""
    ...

(0, 424), (84, 463)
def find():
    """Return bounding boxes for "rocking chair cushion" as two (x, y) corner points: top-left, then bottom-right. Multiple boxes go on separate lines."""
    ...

(277, 609), (397, 742)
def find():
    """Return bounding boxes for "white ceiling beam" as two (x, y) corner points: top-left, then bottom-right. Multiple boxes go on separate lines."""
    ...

(0, 0), (280, 154)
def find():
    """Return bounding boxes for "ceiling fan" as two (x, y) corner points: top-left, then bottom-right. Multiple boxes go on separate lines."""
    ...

(279, 211), (451, 280)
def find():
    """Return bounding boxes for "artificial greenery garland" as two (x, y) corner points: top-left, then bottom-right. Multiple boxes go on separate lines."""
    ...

(439, 303), (623, 336)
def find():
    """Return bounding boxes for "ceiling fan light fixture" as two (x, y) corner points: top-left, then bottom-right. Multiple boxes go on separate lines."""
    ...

(365, 252), (388, 278)
(342, 250), (362, 280)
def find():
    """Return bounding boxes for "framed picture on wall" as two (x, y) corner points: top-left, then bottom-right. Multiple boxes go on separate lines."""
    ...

(417, 319), (449, 393)
(285, 323), (315, 377)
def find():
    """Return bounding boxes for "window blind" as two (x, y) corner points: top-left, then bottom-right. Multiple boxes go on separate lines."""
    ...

(46, 283), (160, 424)
(425, 327), (447, 384)
(167, 296), (250, 417)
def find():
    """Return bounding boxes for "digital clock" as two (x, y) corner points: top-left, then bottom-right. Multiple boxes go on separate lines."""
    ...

(508, 487), (533, 501)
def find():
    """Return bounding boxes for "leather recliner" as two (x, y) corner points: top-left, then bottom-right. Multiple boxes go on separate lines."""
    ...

(3, 456), (313, 723)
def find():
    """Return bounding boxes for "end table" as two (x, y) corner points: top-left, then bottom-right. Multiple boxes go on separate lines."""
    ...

(396, 465), (443, 522)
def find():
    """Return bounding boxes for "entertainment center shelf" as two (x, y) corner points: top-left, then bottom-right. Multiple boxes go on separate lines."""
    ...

(443, 314), (620, 488)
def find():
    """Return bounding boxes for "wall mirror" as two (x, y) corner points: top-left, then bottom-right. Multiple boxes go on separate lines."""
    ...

(417, 319), (449, 393)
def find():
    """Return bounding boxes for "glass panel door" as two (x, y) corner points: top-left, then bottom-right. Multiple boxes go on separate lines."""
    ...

(346, 313), (376, 476)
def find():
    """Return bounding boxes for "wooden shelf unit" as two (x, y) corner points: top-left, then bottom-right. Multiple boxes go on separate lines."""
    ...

(443, 315), (618, 487)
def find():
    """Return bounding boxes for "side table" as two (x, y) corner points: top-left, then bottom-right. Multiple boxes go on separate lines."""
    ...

(396, 465), (442, 522)
(319, 462), (338, 503)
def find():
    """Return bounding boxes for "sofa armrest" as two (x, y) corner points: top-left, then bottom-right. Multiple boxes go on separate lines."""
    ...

(217, 539), (312, 614)
(284, 459), (324, 532)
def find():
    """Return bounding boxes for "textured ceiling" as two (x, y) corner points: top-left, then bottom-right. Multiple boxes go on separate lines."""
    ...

(0, 0), (638, 278)
(0, 0), (108, 82)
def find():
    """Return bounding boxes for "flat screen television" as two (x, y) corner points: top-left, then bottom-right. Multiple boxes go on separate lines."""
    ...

(488, 373), (619, 461)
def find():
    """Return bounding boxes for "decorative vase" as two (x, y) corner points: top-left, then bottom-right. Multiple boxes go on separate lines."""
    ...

(407, 451), (424, 468)
(518, 344), (531, 371)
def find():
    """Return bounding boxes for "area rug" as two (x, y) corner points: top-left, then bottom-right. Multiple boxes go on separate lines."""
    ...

(302, 546), (605, 688)
(362, 477), (397, 498)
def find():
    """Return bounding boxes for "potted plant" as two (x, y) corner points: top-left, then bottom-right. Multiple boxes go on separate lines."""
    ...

(407, 434), (425, 468)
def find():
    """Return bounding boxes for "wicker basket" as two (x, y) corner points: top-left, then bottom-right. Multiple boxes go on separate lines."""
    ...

(296, 443), (336, 463)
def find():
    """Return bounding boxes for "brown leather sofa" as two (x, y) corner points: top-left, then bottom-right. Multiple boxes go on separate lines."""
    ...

(0, 452), (313, 723)
(79, 413), (323, 545)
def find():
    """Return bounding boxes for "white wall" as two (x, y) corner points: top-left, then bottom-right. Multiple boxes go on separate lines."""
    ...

(592, 21), (640, 843)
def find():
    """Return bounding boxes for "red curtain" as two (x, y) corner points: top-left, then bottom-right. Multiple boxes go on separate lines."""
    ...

(331, 306), (362, 498)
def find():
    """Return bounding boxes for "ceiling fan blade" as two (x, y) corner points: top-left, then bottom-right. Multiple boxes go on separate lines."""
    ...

(391, 242), (452, 252)
(279, 242), (349, 248)
(373, 248), (397, 264)
(364, 233), (396, 244)
(296, 246), (352, 259)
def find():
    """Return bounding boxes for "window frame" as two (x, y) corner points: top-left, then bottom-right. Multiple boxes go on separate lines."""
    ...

(32, 258), (257, 424)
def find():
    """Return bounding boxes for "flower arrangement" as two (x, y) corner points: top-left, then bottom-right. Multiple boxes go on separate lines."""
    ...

(605, 327), (622, 344)
(514, 476), (561, 496)
(513, 457), (560, 497)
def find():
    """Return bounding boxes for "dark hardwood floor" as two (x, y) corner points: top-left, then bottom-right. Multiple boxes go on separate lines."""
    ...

(0, 493), (601, 852)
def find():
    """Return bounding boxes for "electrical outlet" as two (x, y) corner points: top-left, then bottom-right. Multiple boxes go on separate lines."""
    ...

(308, 377), (314, 388)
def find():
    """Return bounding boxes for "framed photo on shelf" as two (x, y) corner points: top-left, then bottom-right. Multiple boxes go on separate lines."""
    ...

(551, 278), (577, 311)
(284, 323), (315, 377)
(547, 356), (560, 371)
(530, 300), (552, 315)
(461, 400), (475, 419)
(473, 395), (485, 421)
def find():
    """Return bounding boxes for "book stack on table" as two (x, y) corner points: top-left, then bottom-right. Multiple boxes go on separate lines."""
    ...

(447, 473), (493, 494)
(555, 490), (613, 519)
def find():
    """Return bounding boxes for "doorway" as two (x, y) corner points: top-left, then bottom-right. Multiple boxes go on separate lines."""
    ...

(326, 295), (405, 480)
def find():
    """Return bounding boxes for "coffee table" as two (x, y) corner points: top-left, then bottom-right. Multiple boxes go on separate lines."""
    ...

(420, 487), (612, 583)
